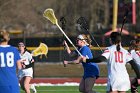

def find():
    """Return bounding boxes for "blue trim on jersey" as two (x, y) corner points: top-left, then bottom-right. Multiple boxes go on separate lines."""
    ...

(79, 46), (100, 79)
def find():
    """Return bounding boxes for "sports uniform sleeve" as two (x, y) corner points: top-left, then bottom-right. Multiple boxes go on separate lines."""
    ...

(126, 51), (133, 62)
(27, 52), (33, 62)
(80, 46), (88, 57)
(24, 52), (34, 68)
(101, 48), (110, 59)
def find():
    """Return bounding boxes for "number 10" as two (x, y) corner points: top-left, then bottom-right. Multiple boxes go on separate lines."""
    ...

(114, 51), (123, 63)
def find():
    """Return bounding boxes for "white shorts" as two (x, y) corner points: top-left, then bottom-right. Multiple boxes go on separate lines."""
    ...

(107, 77), (130, 91)
(18, 68), (33, 80)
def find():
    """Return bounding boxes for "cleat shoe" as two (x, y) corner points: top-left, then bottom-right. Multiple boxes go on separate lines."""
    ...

(30, 84), (37, 93)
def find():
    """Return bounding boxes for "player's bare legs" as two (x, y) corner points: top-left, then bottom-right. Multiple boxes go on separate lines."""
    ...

(109, 91), (118, 93)
(20, 77), (25, 90)
(24, 76), (32, 93)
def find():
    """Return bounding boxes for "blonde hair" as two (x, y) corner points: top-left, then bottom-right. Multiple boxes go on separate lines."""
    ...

(78, 34), (92, 47)
(0, 30), (10, 42)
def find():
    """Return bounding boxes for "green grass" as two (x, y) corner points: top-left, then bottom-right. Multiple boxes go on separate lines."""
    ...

(20, 86), (140, 93)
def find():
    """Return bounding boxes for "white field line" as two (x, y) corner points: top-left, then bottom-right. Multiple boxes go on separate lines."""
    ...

(32, 82), (107, 87)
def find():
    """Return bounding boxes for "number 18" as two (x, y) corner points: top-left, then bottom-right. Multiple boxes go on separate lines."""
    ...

(0, 52), (14, 67)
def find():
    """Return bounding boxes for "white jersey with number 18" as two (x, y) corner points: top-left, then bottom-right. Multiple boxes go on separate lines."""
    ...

(102, 45), (132, 91)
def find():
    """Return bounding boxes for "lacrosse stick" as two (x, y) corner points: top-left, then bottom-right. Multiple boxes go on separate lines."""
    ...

(20, 43), (48, 71)
(77, 17), (103, 53)
(60, 17), (66, 67)
(43, 8), (83, 57)
(120, 5), (129, 34)
(32, 43), (48, 57)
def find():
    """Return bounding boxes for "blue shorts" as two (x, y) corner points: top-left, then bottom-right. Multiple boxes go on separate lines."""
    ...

(0, 85), (20, 93)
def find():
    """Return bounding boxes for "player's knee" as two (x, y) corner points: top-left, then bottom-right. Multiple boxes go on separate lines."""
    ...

(24, 84), (30, 90)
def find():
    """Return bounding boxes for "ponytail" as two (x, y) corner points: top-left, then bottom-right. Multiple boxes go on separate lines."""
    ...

(117, 44), (120, 51)
(86, 35), (92, 47)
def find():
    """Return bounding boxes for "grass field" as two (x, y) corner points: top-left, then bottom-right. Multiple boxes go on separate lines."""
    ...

(20, 86), (140, 93)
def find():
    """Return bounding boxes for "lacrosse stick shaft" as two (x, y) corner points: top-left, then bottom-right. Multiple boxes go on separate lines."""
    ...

(87, 31), (103, 53)
(60, 17), (67, 67)
(120, 5), (129, 34)
(56, 23), (83, 57)
(120, 19), (126, 33)
(77, 17), (103, 53)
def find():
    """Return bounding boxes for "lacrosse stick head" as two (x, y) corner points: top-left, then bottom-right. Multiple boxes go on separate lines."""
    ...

(60, 17), (66, 30)
(77, 17), (89, 31)
(32, 43), (48, 57)
(43, 8), (58, 25)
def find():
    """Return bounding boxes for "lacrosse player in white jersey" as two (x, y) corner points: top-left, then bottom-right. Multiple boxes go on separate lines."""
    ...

(129, 39), (140, 93)
(17, 42), (37, 93)
(83, 32), (140, 93)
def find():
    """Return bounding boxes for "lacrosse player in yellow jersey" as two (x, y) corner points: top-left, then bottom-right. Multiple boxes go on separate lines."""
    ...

(17, 42), (37, 93)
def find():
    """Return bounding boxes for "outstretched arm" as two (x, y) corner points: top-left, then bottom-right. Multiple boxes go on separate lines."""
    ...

(83, 56), (107, 63)
(129, 60), (140, 78)
(64, 40), (77, 57)
(64, 56), (82, 65)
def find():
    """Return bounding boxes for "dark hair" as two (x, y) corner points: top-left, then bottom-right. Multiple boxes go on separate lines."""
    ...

(18, 42), (29, 52)
(135, 39), (140, 50)
(110, 32), (121, 51)
(135, 39), (140, 44)
(129, 39), (140, 51)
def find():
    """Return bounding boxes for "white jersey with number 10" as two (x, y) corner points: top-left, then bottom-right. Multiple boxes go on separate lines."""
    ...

(102, 45), (132, 91)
